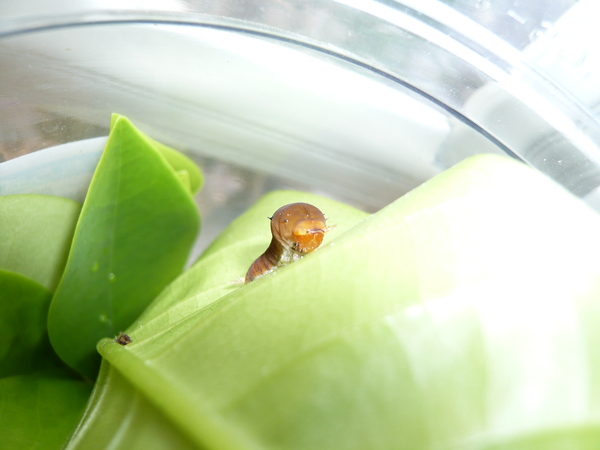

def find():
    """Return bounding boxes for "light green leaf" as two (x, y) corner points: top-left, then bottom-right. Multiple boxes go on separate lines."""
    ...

(63, 361), (198, 450)
(152, 141), (203, 195)
(0, 374), (91, 450)
(0, 194), (81, 292)
(67, 155), (600, 449)
(68, 190), (367, 450)
(136, 189), (369, 331)
(0, 269), (60, 378)
(48, 114), (200, 379)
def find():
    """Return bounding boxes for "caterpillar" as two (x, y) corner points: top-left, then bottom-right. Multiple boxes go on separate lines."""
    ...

(245, 202), (333, 283)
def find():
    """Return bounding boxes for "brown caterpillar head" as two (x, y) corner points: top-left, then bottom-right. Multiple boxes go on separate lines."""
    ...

(270, 203), (331, 253)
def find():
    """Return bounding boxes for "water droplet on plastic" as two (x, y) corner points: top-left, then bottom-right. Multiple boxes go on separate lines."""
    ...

(558, 45), (586, 68)
(585, 72), (600, 89)
(41, 121), (60, 133)
(90, 261), (99, 273)
(529, 21), (558, 42)
(506, 9), (526, 25)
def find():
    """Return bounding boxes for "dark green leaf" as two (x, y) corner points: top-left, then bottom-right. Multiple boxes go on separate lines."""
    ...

(0, 269), (62, 377)
(0, 194), (81, 292)
(48, 115), (200, 379)
(0, 374), (91, 449)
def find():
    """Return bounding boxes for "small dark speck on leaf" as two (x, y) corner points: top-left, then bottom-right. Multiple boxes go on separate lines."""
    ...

(115, 332), (132, 345)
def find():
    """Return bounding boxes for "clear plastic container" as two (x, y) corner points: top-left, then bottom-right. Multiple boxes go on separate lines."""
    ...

(2, 0), (600, 252)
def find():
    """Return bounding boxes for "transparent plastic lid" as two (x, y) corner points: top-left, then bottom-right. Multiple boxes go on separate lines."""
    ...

(2, 0), (600, 219)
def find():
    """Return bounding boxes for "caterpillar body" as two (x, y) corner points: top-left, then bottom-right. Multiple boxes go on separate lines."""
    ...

(245, 202), (333, 283)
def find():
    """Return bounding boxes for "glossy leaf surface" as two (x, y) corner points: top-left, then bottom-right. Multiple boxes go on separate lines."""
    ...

(109, 113), (203, 195)
(48, 115), (200, 379)
(0, 194), (81, 291)
(152, 140), (203, 195)
(68, 155), (600, 449)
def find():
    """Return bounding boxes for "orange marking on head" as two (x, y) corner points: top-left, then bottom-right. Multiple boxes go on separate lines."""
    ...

(245, 202), (333, 283)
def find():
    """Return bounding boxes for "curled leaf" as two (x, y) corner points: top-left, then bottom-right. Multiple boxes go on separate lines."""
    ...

(48, 115), (201, 379)
(68, 155), (600, 449)
(0, 194), (81, 292)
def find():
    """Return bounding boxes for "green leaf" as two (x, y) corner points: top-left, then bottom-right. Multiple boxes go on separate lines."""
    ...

(67, 155), (600, 449)
(0, 374), (91, 450)
(0, 269), (60, 377)
(62, 361), (198, 450)
(109, 113), (203, 195)
(152, 141), (203, 195)
(0, 194), (81, 292)
(65, 190), (366, 450)
(48, 115), (201, 379)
